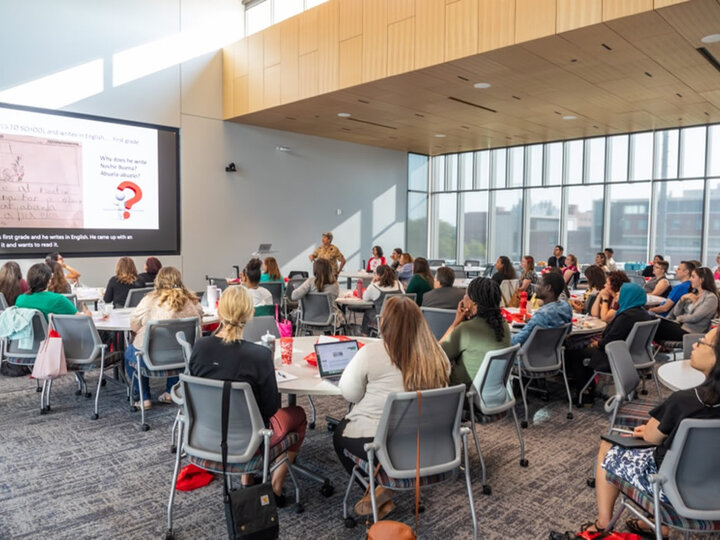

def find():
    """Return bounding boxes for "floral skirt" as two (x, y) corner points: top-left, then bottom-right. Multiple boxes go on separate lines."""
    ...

(602, 445), (669, 504)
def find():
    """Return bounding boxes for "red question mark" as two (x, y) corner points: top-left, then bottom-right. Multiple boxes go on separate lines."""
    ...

(116, 181), (143, 219)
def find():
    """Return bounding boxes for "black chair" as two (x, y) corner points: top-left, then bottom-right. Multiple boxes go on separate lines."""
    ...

(420, 307), (455, 340)
(288, 271), (308, 279)
(259, 281), (283, 306)
(205, 276), (229, 291)
(124, 287), (154, 308)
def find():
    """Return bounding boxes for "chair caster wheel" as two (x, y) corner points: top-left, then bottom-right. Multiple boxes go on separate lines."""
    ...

(521, 420), (528, 429)
(418, 503), (425, 513)
(132, 406), (138, 412)
(40, 408), (47, 415)
(165, 530), (175, 540)
(141, 423), (150, 432)
(586, 478), (595, 488)
(36, 386), (42, 393)
(482, 485), (491, 495)
(320, 483), (335, 497)
(540, 394), (550, 402)
(294, 503), (304, 514)
(567, 412), (574, 419)
(46, 405), (51, 411)
(101, 378), (107, 386)
(345, 517), (357, 528)
(327, 423), (336, 432)
(75, 389), (82, 396)
(91, 413), (99, 420)
(308, 421), (315, 430)
(85, 392), (92, 398)
(520, 459), (529, 467)
(171, 445), (177, 454)
(641, 389), (648, 395)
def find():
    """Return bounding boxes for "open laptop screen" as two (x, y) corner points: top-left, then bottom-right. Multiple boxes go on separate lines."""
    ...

(314, 340), (360, 378)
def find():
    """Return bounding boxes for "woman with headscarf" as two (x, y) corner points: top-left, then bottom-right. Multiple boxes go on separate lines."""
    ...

(566, 282), (653, 404)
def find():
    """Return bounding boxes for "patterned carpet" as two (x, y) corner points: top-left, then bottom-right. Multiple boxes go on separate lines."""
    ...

(0, 372), (715, 539)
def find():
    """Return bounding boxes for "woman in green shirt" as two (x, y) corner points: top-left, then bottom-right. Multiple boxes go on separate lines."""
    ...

(405, 257), (434, 306)
(440, 277), (510, 387)
(15, 263), (89, 320)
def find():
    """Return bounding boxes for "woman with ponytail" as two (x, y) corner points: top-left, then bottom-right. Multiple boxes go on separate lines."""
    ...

(189, 285), (306, 505)
(439, 277), (511, 387)
(125, 267), (204, 409)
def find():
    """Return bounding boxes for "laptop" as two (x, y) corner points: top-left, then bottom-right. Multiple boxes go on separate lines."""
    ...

(314, 340), (360, 384)
(257, 243), (272, 253)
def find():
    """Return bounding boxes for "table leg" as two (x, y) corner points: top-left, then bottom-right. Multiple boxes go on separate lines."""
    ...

(287, 393), (297, 407)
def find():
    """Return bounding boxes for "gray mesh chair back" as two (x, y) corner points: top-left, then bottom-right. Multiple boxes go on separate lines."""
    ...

(472, 345), (521, 413)
(288, 270), (308, 279)
(374, 385), (464, 478)
(175, 331), (194, 369)
(2, 309), (48, 360)
(259, 282), (283, 305)
(606, 341), (640, 401)
(629, 274), (646, 286)
(62, 293), (78, 308)
(427, 259), (445, 267)
(625, 319), (660, 369)
(51, 314), (102, 366)
(682, 333), (704, 359)
(421, 307), (456, 340)
(446, 264), (466, 279)
(0, 292), (7, 310)
(297, 293), (337, 334)
(374, 290), (403, 314)
(142, 317), (200, 371)
(283, 278), (305, 317)
(124, 287), (154, 308)
(243, 316), (280, 342)
(518, 323), (571, 372)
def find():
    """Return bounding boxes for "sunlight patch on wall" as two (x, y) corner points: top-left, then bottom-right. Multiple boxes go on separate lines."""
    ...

(372, 184), (396, 237)
(333, 210), (362, 270)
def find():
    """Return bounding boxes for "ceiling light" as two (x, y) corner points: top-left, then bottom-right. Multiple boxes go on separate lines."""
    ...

(337, 112), (351, 118)
(434, 134), (446, 138)
(701, 34), (720, 43)
(473, 82), (491, 89)
(562, 115), (577, 120)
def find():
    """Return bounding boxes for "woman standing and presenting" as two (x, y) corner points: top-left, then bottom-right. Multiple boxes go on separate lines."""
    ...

(332, 296), (449, 519)
(405, 257), (434, 306)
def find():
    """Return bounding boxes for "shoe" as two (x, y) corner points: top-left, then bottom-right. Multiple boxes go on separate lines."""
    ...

(626, 518), (668, 540)
(579, 520), (600, 533)
(134, 400), (152, 410)
(158, 392), (173, 404)
(274, 492), (286, 508)
(354, 487), (395, 516)
(376, 500), (394, 520)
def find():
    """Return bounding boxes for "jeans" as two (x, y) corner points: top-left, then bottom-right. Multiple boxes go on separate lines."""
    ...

(124, 344), (178, 400)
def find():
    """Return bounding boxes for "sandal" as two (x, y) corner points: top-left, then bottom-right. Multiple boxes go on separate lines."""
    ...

(354, 487), (395, 516)
(626, 518), (669, 540)
(134, 400), (152, 410)
(376, 500), (394, 520)
(158, 392), (173, 404)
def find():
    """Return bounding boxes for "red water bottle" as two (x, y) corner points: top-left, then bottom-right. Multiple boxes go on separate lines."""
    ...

(519, 291), (528, 320)
(356, 279), (364, 298)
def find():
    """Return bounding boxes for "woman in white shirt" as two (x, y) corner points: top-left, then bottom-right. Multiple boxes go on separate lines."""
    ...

(332, 295), (449, 519)
(360, 264), (403, 335)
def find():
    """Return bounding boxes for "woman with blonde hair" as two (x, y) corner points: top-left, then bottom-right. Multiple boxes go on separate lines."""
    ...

(333, 295), (450, 518)
(47, 262), (71, 294)
(125, 266), (204, 409)
(103, 257), (144, 308)
(261, 256), (283, 282)
(189, 285), (306, 505)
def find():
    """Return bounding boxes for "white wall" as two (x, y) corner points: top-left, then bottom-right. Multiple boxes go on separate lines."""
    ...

(0, 0), (407, 290)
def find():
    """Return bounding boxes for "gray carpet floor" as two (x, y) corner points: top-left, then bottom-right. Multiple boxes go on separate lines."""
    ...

(0, 372), (716, 539)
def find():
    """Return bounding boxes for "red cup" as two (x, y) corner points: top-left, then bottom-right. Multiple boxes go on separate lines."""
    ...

(280, 337), (293, 365)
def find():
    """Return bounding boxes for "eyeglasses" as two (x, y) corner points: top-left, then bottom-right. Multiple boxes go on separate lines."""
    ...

(695, 340), (713, 349)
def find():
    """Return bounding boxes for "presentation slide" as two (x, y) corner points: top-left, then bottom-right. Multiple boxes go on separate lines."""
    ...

(0, 103), (179, 257)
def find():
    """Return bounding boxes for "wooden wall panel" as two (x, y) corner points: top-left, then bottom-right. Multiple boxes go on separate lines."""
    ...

(299, 51), (319, 99)
(280, 18), (299, 104)
(299, 6), (319, 55)
(654, 0), (689, 7)
(602, 0), (652, 21)
(478, 0), (516, 53)
(388, 17), (415, 76)
(263, 25), (282, 68)
(339, 0), (363, 40)
(415, 0), (445, 69)
(516, 0), (556, 43)
(362, 0), (388, 82)
(339, 36), (363, 88)
(222, 49), (234, 116)
(233, 75), (249, 115)
(318, 1), (339, 93)
(264, 65), (281, 107)
(388, 0), (414, 23)
(557, 0), (602, 33)
(248, 34), (264, 111)
(232, 40), (249, 78)
(445, 0), (479, 61)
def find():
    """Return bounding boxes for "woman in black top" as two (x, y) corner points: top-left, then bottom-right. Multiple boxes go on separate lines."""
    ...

(189, 285), (306, 504)
(137, 256), (162, 286)
(104, 257), (144, 308)
(491, 256), (516, 285)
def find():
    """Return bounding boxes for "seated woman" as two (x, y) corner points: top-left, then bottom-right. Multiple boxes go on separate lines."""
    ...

(591, 270), (630, 323)
(570, 265), (606, 314)
(714, 252), (720, 281)
(242, 258), (273, 310)
(291, 258), (344, 328)
(643, 259), (670, 297)
(594, 252), (609, 273)
(45, 252), (81, 284)
(360, 264), (403, 336)
(0, 261), (29, 306)
(396, 253), (414, 285)
(491, 256), (516, 286)
(655, 266), (719, 342)
(104, 257), (144, 308)
(137, 256), (162, 285)
(332, 296), (449, 519)
(260, 257), (283, 282)
(518, 255), (538, 295)
(580, 326), (720, 537)
(365, 245), (386, 273)
(566, 283), (653, 403)
(389, 247), (403, 271)
(124, 267), (204, 409)
(189, 285), (306, 506)
(47, 262), (71, 294)
(563, 254), (580, 288)
(440, 277), (510, 387)
(405, 257), (434, 306)
(16, 263), (90, 320)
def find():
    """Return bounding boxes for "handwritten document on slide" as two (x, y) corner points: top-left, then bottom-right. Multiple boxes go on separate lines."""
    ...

(0, 133), (83, 228)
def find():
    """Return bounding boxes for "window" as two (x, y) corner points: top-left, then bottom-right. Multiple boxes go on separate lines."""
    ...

(458, 152), (473, 190)
(654, 129), (679, 180)
(545, 143), (563, 185)
(585, 137), (605, 183)
(474, 150), (490, 189)
(565, 140), (583, 185)
(508, 147), (524, 187)
(491, 149), (507, 188)
(680, 126), (706, 179)
(526, 145), (543, 186)
(629, 132), (653, 181)
(407, 192), (427, 256)
(274, 0), (303, 22)
(706, 179), (720, 266)
(408, 153), (428, 191)
(607, 135), (628, 182)
(527, 188), (561, 262)
(607, 183), (650, 262)
(460, 192), (488, 263)
(566, 185), (604, 266)
(432, 155), (445, 192)
(491, 189), (523, 261)
(245, 1), (271, 35)
(432, 193), (457, 260)
(652, 180), (704, 266)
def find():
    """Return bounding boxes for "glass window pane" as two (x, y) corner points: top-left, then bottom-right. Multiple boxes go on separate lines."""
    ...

(607, 182), (650, 263)
(474, 150), (490, 189)
(527, 145), (543, 186)
(407, 192), (427, 256)
(432, 155), (445, 192)
(653, 180), (703, 267)
(679, 126), (706, 179)
(491, 148), (507, 188)
(305, 0), (329, 8)
(654, 129), (679, 180)
(709, 125), (720, 177)
(567, 185), (604, 266)
(408, 154), (428, 191)
(460, 192), (488, 263)
(492, 189), (523, 261)
(246, 1), (271, 35)
(433, 193), (457, 260)
(607, 135), (628, 182)
(629, 132), (653, 181)
(707, 179), (720, 267)
(458, 152), (473, 190)
(274, 0), (303, 22)
(565, 140), (583, 184)
(445, 154), (458, 191)
(586, 137), (605, 183)
(545, 142), (563, 185)
(527, 187), (561, 262)
(508, 147), (524, 187)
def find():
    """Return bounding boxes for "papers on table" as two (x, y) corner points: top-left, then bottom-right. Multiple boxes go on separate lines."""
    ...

(275, 370), (298, 383)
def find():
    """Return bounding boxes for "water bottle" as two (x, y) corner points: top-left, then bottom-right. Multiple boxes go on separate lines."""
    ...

(519, 291), (528, 321)
(261, 330), (276, 357)
(356, 278), (364, 297)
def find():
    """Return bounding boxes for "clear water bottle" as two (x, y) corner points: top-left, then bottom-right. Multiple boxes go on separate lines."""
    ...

(260, 330), (276, 357)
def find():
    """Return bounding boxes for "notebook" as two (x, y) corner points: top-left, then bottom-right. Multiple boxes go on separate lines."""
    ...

(314, 339), (360, 383)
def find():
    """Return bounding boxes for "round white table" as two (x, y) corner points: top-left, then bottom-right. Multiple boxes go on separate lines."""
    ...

(91, 308), (219, 331)
(503, 308), (606, 335)
(657, 360), (705, 392)
(338, 270), (373, 289)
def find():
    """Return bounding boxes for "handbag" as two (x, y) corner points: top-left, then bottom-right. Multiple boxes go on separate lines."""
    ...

(31, 327), (67, 380)
(366, 391), (422, 540)
(221, 381), (279, 540)
(275, 305), (293, 338)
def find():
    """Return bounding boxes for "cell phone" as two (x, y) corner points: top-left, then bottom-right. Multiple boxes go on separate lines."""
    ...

(601, 433), (657, 449)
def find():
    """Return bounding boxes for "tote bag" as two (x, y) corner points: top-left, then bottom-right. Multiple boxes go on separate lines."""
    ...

(31, 328), (67, 380)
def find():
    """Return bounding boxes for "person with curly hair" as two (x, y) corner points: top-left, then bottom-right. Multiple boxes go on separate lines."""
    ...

(439, 277), (511, 387)
(591, 270), (631, 323)
(47, 262), (71, 294)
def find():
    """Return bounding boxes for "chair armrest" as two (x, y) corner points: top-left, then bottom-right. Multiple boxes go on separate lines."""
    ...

(460, 426), (471, 436)
(170, 383), (184, 405)
(363, 442), (378, 453)
(604, 395), (618, 414)
(648, 473), (666, 486)
(259, 428), (274, 439)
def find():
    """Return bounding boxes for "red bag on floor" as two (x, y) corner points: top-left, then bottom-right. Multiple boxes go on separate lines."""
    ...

(175, 464), (214, 491)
